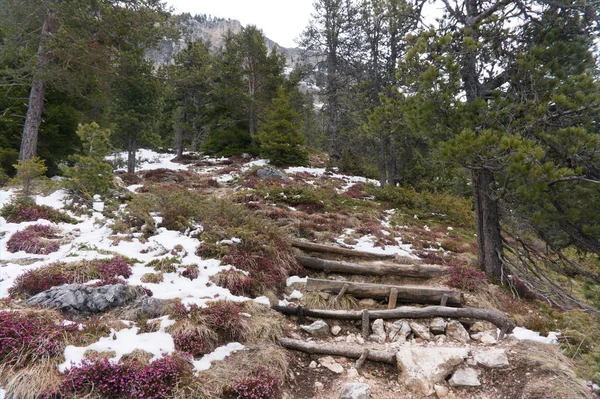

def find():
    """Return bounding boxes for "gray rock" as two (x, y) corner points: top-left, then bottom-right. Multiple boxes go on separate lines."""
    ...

(474, 349), (509, 368)
(430, 317), (447, 335)
(301, 320), (330, 338)
(26, 284), (140, 315)
(446, 320), (469, 343)
(386, 320), (412, 343)
(396, 347), (469, 396)
(256, 166), (287, 180)
(318, 356), (344, 373)
(114, 295), (168, 320)
(370, 319), (386, 343)
(434, 384), (449, 398)
(410, 322), (432, 341)
(448, 367), (480, 387)
(331, 325), (342, 336)
(315, 381), (324, 391)
(340, 382), (371, 399)
(470, 321), (496, 333)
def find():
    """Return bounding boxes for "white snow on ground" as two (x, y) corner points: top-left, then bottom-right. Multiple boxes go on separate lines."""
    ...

(107, 149), (189, 172)
(284, 166), (380, 190)
(510, 327), (560, 344)
(192, 342), (245, 373)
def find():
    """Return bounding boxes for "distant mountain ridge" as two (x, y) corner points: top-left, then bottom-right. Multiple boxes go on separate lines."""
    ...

(147, 13), (304, 68)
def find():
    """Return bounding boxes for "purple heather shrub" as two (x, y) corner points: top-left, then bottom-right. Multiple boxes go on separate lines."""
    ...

(61, 358), (136, 397)
(232, 368), (281, 399)
(0, 202), (77, 224)
(6, 224), (61, 254)
(447, 263), (487, 292)
(203, 301), (244, 332)
(0, 311), (65, 368)
(96, 256), (133, 280)
(133, 354), (191, 399)
(181, 266), (199, 281)
(172, 331), (210, 357)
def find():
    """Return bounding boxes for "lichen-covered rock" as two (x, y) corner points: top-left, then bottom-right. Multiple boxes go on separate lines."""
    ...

(448, 367), (480, 387)
(474, 349), (509, 368)
(256, 166), (287, 180)
(446, 320), (469, 343)
(429, 317), (447, 334)
(26, 284), (140, 315)
(410, 321), (432, 341)
(370, 319), (386, 343)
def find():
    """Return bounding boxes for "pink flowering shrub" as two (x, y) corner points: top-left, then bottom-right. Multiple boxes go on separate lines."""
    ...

(210, 269), (255, 296)
(53, 354), (192, 399)
(6, 224), (61, 254)
(9, 256), (133, 298)
(231, 368), (280, 399)
(172, 331), (210, 357)
(0, 311), (65, 368)
(181, 265), (199, 281)
(203, 301), (244, 334)
(1, 202), (77, 224)
(447, 263), (487, 292)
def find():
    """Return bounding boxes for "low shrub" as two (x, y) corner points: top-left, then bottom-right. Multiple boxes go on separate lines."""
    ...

(140, 272), (164, 284)
(6, 224), (61, 254)
(172, 331), (210, 357)
(203, 301), (245, 338)
(9, 256), (133, 298)
(1, 202), (77, 224)
(210, 269), (255, 296)
(181, 265), (199, 281)
(134, 353), (193, 399)
(146, 256), (181, 273)
(231, 367), (281, 399)
(447, 263), (487, 292)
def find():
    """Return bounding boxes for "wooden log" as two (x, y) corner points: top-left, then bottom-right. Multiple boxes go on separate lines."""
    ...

(291, 240), (396, 260)
(296, 255), (448, 278)
(361, 310), (370, 338)
(272, 305), (516, 333)
(306, 278), (464, 307)
(280, 338), (396, 365)
(388, 288), (398, 309)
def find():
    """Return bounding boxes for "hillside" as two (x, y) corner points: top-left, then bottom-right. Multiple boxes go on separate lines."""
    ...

(1, 150), (598, 399)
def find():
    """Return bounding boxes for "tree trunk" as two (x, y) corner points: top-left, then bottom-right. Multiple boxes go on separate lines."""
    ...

(20, 9), (55, 161)
(127, 138), (136, 174)
(379, 131), (387, 187)
(473, 168), (503, 281)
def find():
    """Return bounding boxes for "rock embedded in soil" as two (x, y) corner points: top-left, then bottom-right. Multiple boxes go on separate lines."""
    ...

(370, 319), (386, 343)
(434, 384), (449, 398)
(256, 166), (288, 180)
(410, 321), (432, 341)
(396, 347), (469, 396)
(446, 320), (469, 343)
(448, 367), (480, 387)
(474, 349), (509, 368)
(332, 325), (342, 336)
(339, 382), (371, 399)
(429, 317), (447, 334)
(26, 284), (140, 315)
(318, 356), (344, 374)
(301, 320), (330, 338)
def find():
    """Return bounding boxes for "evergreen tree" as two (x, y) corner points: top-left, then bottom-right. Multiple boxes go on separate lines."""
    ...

(259, 86), (309, 166)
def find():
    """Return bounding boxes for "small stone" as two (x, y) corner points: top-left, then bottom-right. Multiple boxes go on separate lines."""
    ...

(410, 322), (432, 341)
(470, 321), (495, 333)
(309, 361), (317, 369)
(318, 356), (344, 374)
(446, 320), (469, 343)
(339, 382), (371, 399)
(434, 384), (449, 398)
(356, 335), (365, 345)
(480, 334), (497, 345)
(359, 298), (378, 307)
(430, 318), (447, 335)
(315, 381), (324, 391)
(387, 320), (411, 343)
(335, 336), (346, 342)
(346, 333), (357, 344)
(370, 319), (386, 343)
(346, 368), (359, 378)
(474, 349), (509, 368)
(332, 325), (342, 336)
(448, 367), (480, 387)
(301, 320), (330, 338)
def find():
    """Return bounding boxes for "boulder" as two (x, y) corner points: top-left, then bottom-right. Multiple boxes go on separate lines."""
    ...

(396, 347), (469, 396)
(256, 166), (287, 180)
(446, 320), (469, 343)
(474, 349), (509, 368)
(448, 367), (480, 387)
(301, 320), (330, 338)
(318, 356), (344, 374)
(386, 320), (412, 343)
(26, 284), (140, 315)
(429, 317), (447, 335)
(340, 382), (371, 399)
(410, 321), (432, 341)
(114, 295), (169, 320)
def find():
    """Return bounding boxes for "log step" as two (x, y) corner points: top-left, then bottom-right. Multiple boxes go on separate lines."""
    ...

(279, 338), (396, 365)
(291, 239), (398, 260)
(272, 305), (516, 333)
(306, 278), (464, 307)
(297, 255), (448, 278)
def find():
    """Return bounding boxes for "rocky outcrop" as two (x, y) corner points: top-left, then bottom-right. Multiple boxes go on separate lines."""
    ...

(256, 166), (288, 180)
(339, 382), (371, 399)
(26, 284), (141, 315)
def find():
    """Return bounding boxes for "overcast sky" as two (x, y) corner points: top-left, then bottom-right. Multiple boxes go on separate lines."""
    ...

(165, 0), (315, 48)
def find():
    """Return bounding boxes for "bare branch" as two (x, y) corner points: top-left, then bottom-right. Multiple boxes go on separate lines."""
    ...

(549, 176), (600, 186)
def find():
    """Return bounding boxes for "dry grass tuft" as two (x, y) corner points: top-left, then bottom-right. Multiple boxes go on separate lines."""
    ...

(166, 318), (220, 350)
(120, 349), (154, 366)
(83, 350), (117, 360)
(0, 361), (62, 399)
(302, 291), (359, 310)
(242, 302), (286, 344)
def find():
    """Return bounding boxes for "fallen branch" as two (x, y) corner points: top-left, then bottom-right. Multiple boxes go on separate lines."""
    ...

(279, 338), (396, 364)
(307, 278), (464, 307)
(272, 305), (515, 333)
(296, 256), (448, 278)
(291, 240), (397, 260)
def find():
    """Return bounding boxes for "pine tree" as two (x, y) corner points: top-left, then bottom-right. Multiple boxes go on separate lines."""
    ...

(259, 87), (308, 166)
